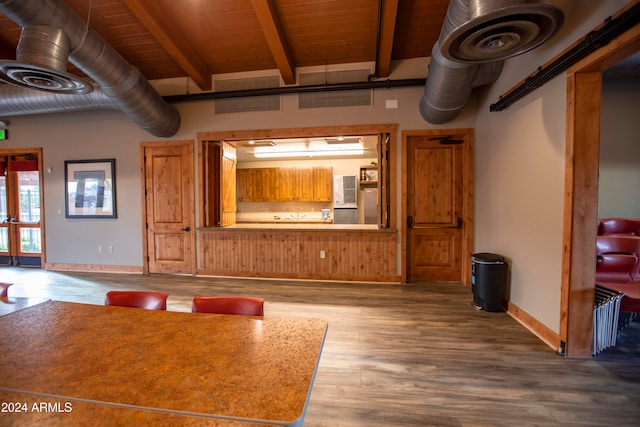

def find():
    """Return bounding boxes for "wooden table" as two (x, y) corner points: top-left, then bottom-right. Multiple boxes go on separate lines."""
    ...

(0, 297), (50, 316)
(0, 301), (327, 427)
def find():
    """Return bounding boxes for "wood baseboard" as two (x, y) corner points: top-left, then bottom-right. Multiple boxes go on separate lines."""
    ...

(507, 301), (561, 353)
(44, 263), (143, 274)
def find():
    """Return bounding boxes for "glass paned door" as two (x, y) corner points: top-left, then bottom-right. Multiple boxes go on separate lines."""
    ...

(1, 156), (42, 267)
(0, 174), (9, 262)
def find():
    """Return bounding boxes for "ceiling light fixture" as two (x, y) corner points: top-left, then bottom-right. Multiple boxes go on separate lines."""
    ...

(254, 149), (364, 159)
(324, 137), (361, 144)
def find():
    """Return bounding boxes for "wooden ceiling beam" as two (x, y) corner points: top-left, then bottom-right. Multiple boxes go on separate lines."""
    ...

(376, 0), (399, 78)
(122, 0), (212, 91)
(250, 0), (296, 85)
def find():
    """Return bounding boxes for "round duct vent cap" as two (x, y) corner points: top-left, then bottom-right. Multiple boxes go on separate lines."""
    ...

(440, 4), (564, 63)
(0, 61), (93, 94)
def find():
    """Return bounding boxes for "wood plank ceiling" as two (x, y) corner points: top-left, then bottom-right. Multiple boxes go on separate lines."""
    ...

(0, 0), (450, 91)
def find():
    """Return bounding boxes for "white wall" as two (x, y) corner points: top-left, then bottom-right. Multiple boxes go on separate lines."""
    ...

(3, 59), (475, 268)
(598, 77), (640, 219)
(473, 0), (632, 333)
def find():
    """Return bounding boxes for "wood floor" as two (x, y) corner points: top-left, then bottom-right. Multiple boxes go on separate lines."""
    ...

(2, 266), (639, 426)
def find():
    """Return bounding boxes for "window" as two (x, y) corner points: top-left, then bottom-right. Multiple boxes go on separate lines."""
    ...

(198, 126), (395, 229)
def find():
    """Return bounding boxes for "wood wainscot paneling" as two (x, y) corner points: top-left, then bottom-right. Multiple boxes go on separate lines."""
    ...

(197, 228), (399, 282)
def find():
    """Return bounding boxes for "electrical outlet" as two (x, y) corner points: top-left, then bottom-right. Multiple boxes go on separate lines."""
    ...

(320, 250), (326, 259)
(98, 245), (103, 253)
(108, 246), (113, 254)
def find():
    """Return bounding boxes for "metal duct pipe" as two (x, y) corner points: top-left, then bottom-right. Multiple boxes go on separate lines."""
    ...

(0, 0), (181, 137)
(0, 26), (93, 94)
(420, 0), (563, 124)
(0, 84), (119, 115)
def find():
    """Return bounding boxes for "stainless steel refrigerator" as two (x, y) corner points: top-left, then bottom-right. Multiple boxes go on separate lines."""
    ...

(333, 174), (358, 224)
(363, 187), (377, 224)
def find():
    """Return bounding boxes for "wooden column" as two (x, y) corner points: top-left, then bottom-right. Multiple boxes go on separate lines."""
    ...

(561, 71), (601, 357)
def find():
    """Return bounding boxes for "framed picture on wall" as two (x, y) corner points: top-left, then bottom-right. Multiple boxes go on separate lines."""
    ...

(64, 159), (117, 218)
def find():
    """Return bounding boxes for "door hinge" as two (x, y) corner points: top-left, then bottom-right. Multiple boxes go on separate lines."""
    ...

(407, 216), (414, 229)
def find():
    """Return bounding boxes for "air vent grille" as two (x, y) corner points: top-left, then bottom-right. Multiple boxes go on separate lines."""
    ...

(299, 69), (371, 109)
(214, 76), (281, 114)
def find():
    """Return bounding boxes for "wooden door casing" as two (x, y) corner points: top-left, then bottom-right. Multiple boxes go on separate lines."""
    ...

(142, 141), (195, 275)
(404, 130), (473, 283)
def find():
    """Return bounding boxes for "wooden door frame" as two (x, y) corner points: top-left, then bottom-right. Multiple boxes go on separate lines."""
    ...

(197, 123), (398, 230)
(0, 148), (46, 267)
(561, 20), (640, 357)
(140, 140), (196, 275)
(401, 129), (474, 284)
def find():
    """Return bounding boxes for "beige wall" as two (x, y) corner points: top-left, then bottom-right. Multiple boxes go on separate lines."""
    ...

(473, 0), (633, 333)
(4, 59), (474, 267)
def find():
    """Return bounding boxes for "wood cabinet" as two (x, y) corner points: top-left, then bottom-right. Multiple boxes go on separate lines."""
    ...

(295, 168), (313, 201)
(239, 167), (332, 202)
(277, 168), (296, 201)
(257, 168), (278, 201)
(312, 167), (333, 201)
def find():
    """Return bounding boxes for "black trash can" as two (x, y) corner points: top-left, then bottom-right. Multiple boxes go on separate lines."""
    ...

(471, 253), (508, 312)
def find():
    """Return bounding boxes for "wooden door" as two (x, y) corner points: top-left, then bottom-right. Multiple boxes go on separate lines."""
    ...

(142, 142), (195, 275)
(0, 151), (44, 267)
(378, 133), (390, 228)
(406, 131), (472, 282)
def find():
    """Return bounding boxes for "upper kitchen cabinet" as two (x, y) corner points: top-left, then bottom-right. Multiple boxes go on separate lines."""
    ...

(237, 168), (278, 202)
(277, 168), (296, 201)
(238, 167), (332, 202)
(295, 168), (314, 202)
(312, 167), (333, 201)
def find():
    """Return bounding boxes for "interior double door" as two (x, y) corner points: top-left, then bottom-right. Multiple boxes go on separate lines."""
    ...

(0, 151), (43, 267)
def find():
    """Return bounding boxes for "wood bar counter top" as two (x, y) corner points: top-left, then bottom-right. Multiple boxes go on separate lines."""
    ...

(0, 297), (50, 317)
(0, 301), (327, 426)
(0, 390), (279, 426)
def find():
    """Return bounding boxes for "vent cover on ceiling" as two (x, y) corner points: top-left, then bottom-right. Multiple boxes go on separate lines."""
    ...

(299, 69), (371, 109)
(214, 76), (281, 114)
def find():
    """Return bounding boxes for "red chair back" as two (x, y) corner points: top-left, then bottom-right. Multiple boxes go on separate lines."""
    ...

(191, 296), (264, 316)
(598, 218), (640, 236)
(105, 290), (169, 310)
(596, 235), (640, 283)
(0, 282), (12, 297)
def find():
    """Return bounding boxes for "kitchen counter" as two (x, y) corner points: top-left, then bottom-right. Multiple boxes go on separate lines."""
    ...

(201, 223), (393, 231)
(236, 219), (332, 225)
(197, 224), (399, 282)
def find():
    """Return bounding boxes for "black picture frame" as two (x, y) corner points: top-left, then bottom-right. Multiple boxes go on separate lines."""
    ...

(64, 159), (117, 219)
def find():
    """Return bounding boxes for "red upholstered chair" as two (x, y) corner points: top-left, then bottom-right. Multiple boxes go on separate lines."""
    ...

(0, 282), (12, 297)
(596, 235), (640, 283)
(191, 296), (264, 316)
(606, 282), (640, 313)
(598, 218), (640, 236)
(105, 290), (169, 310)
(596, 235), (640, 316)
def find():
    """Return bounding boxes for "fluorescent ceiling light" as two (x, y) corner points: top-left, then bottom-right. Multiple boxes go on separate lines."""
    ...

(254, 149), (364, 158)
(253, 141), (364, 158)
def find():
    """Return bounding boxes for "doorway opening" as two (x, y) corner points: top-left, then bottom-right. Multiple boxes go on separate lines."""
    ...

(0, 150), (44, 268)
